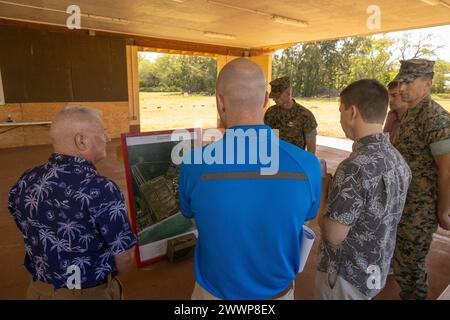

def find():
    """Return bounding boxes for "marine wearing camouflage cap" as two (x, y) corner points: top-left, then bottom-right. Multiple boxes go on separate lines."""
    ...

(269, 76), (291, 98)
(391, 57), (450, 300)
(393, 59), (435, 82)
(265, 76), (318, 152)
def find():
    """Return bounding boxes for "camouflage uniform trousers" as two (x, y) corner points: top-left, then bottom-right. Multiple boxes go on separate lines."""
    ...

(393, 193), (438, 300)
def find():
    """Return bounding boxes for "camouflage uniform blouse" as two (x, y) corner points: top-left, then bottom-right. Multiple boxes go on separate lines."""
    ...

(392, 95), (450, 204)
(264, 99), (318, 149)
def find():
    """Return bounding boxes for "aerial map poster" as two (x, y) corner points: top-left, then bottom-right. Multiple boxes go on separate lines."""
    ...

(121, 129), (199, 267)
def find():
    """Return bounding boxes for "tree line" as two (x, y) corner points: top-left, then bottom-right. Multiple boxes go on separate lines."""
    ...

(139, 33), (450, 97)
(139, 54), (217, 94)
(272, 34), (450, 97)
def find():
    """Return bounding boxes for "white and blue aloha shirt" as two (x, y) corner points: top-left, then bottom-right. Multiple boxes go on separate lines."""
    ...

(8, 153), (137, 289)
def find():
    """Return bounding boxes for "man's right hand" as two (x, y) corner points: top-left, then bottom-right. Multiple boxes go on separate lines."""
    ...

(114, 248), (134, 274)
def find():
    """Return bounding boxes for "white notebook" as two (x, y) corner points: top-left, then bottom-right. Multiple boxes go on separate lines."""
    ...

(298, 225), (316, 273)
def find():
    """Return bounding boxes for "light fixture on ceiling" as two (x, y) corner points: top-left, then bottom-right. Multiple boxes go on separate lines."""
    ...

(207, 1), (309, 28)
(0, 1), (133, 25)
(420, 0), (439, 4)
(272, 15), (308, 27)
(172, 0), (188, 3)
(203, 31), (236, 40)
(85, 14), (131, 25)
(420, 0), (450, 8)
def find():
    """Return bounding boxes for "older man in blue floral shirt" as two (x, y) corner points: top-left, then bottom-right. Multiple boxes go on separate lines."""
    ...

(8, 106), (136, 300)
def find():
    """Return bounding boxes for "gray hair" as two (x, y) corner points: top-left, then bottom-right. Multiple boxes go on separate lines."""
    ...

(57, 106), (102, 119)
(51, 106), (102, 138)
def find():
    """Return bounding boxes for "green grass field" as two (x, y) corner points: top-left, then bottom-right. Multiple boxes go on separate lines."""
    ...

(140, 92), (450, 139)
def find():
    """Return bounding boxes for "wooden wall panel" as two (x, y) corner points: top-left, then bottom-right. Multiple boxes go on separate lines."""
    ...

(0, 104), (24, 148)
(0, 27), (27, 102)
(23, 29), (73, 102)
(23, 125), (52, 146)
(21, 103), (65, 121)
(0, 102), (129, 149)
(0, 26), (128, 103)
(0, 104), (23, 122)
(68, 36), (128, 101)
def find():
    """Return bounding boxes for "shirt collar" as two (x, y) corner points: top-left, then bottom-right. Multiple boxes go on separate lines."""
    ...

(404, 95), (430, 121)
(49, 153), (98, 173)
(387, 110), (399, 120)
(278, 99), (297, 111)
(352, 133), (389, 152)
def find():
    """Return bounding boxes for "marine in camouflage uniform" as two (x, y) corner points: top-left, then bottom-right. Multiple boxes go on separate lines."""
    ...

(264, 76), (318, 152)
(392, 59), (450, 300)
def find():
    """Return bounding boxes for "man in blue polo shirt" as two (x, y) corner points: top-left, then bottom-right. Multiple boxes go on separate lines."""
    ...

(179, 58), (322, 300)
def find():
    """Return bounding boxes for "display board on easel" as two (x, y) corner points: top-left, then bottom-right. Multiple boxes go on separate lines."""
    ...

(121, 128), (199, 267)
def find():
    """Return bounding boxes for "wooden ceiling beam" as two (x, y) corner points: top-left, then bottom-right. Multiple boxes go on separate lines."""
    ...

(0, 18), (273, 57)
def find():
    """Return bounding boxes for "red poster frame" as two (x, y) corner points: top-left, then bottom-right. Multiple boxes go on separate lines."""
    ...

(121, 128), (200, 268)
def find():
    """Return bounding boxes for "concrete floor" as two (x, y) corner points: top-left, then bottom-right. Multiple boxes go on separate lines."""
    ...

(1, 139), (449, 299)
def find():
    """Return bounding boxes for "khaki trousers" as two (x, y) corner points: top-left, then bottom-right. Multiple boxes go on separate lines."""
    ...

(26, 274), (123, 300)
(191, 282), (295, 300)
(314, 271), (371, 300)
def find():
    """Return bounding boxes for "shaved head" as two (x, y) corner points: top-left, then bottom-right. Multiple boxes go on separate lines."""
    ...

(216, 58), (267, 127)
(51, 106), (109, 163)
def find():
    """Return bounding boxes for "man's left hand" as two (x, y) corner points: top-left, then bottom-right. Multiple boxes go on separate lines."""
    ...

(438, 212), (450, 231)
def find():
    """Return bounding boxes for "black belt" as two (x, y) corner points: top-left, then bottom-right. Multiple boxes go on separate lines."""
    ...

(81, 278), (108, 289)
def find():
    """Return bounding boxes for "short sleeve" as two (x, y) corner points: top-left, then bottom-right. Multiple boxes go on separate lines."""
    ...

(7, 183), (18, 216)
(326, 162), (364, 226)
(93, 180), (137, 255)
(8, 169), (32, 232)
(424, 105), (450, 156)
(305, 156), (322, 221)
(303, 111), (318, 136)
(179, 163), (194, 219)
(264, 110), (272, 127)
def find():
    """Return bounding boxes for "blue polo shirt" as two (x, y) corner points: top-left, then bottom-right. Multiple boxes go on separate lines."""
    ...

(179, 125), (321, 299)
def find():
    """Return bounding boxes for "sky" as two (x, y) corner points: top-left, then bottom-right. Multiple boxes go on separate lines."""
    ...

(386, 24), (450, 61)
(140, 24), (450, 62)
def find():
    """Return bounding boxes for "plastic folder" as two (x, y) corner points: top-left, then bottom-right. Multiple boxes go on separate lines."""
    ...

(298, 224), (316, 273)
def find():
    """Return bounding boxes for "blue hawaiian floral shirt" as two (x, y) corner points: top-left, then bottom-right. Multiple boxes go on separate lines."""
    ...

(8, 153), (137, 289)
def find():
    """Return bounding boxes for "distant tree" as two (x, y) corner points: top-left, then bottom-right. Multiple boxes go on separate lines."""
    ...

(138, 53), (216, 94)
(273, 33), (448, 97)
(273, 40), (342, 97)
(350, 36), (396, 84)
(432, 59), (450, 94)
(396, 33), (446, 60)
(138, 54), (160, 90)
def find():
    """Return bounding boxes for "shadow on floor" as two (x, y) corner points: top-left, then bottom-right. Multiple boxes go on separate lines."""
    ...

(0, 140), (449, 299)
